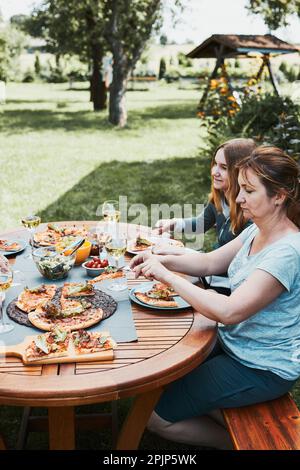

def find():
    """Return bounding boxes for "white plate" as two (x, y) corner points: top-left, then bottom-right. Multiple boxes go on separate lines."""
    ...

(127, 236), (184, 255)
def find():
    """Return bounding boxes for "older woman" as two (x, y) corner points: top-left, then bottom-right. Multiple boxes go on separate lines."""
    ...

(130, 146), (300, 449)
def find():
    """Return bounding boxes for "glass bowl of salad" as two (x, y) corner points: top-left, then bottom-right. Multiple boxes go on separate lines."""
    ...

(32, 246), (76, 280)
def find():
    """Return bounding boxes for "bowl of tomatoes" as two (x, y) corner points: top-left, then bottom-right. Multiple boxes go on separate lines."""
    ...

(82, 257), (109, 277)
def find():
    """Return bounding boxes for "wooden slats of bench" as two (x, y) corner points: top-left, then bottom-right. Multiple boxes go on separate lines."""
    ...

(222, 393), (300, 450)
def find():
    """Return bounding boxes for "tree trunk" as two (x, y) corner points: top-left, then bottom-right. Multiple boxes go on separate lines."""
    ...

(109, 59), (128, 127)
(90, 44), (107, 111)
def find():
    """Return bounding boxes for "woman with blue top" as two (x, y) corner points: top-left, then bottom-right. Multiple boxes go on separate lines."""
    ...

(154, 138), (255, 295)
(130, 146), (300, 449)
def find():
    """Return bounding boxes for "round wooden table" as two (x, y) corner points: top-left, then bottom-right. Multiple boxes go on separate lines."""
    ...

(0, 222), (217, 450)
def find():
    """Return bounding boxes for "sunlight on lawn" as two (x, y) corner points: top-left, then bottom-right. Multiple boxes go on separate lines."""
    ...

(0, 82), (205, 231)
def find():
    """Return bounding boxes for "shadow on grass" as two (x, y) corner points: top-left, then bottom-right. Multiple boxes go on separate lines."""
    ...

(38, 156), (211, 224)
(2, 101), (197, 134)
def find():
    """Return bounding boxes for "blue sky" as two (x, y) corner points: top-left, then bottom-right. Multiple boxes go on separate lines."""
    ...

(0, 0), (299, 44)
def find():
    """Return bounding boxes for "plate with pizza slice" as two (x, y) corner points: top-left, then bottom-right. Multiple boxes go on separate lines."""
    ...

(0, 238), (27, 256)
(33, 223), (88, 248)
(127, 236), (184, 256)
(129, 281), (191, 311)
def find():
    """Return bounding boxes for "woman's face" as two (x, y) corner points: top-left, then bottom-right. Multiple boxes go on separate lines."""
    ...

(211, 148), (229, 192)
(236, 168), (278, 221)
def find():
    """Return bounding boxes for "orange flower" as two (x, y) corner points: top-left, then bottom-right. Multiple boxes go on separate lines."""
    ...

(220, 88), (228, 95)
(197, 111), (206, 118)
(210, 79), (218, 89)
(227, 95), (236, 102)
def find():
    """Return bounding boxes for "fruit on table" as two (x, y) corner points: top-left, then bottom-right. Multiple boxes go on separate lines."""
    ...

(85, 257), (109, 269)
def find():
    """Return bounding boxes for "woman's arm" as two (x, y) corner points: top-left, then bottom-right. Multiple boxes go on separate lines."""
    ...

(166, 269), (284, 324)
(135, 235), (243, 277)
(132, 256), (285, 325)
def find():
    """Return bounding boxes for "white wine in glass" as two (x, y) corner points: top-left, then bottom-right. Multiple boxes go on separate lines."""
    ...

(102, 200), (121, 223)
(105, 236), (127, 291)
(21, 215), (41, 229)
(0, 254), (14, 334)
(21, 214), (41, 255)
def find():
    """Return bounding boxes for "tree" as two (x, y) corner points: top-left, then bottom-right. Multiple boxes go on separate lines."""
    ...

(158, 57), (167, 79)
(246, 0), (300, 30)
(0, 24), (28, 81)
(104, 0), (182, 127)
(34, 53), (41, 76)
(26, 0), (108, 111)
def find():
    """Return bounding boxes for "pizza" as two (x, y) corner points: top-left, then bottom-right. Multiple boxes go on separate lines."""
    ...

(131, 235), (153, 252)
(33, 223), (88, 247)
(25, 328), (70, 362)
(0, 239), (21, 252)
(71, 329), (117, 355)
(28, 298), (104, 331)
(16, 284), (57, 313)
(25, 327), (117, 362)
(134, 291), (178, 308)
(147, 283), (178, 299)
(88, 267), (124, 285)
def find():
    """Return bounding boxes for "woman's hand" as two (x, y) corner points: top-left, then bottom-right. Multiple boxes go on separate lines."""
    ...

(132, 255), (173, 283)
(129, 250), (153, 271)
(152, 218), (178, 235)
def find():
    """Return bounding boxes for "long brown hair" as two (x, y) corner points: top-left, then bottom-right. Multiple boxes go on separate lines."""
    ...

(208, 138), (256, 233)
(237, 146), (300, 228)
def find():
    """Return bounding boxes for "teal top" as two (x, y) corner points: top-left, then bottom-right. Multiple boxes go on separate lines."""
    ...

(218, 224), (300, 380)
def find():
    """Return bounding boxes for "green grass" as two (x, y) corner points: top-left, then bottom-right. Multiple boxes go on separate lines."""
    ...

(0, 82), (205, 231)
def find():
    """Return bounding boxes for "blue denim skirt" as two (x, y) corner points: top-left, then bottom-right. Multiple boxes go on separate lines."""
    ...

(155, 339), (297, 423)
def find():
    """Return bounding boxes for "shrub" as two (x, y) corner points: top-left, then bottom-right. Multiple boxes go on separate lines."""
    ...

(200, 93), (300, 162)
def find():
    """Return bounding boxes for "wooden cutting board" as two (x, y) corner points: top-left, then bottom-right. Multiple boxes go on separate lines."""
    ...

(0, 335), (114, 365)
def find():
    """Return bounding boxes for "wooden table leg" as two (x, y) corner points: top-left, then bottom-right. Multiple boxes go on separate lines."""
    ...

(116, 387), (163, 450)
(48, 407), (75, 450)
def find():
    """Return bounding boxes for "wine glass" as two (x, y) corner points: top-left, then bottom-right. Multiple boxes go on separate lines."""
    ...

(105, 234), (127, 291)
(21, 213), (41, 258)
(0, 254), (14, 334)
(102, 200), (121, 223)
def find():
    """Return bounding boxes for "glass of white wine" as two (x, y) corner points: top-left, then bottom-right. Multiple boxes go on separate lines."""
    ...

(0, 254), (14, 334)
(105, 235), (127, 291)
(102, 200), (121, 223)
(21, 214), (41, 257)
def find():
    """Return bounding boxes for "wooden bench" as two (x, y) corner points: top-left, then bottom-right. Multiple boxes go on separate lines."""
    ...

(222, 393), (300, 450)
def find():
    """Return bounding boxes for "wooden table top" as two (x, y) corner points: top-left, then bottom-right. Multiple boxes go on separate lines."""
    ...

(0, 222), (217, 408)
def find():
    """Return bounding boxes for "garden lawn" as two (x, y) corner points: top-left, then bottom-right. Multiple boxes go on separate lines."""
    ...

(0, 82), (205, 231)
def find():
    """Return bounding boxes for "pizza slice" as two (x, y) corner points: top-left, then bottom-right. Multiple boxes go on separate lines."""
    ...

(62, 282), (95, 298)
(88, 266), (124, 285)
(134, 291), (178, 308)
(147, 283), (178, 299)
(0, 239), (21, 252)
(25, 327), (70, 362)
(71, 329), (117, 355)
(16, 284), (57, 313)
(131, 235), (153, 252)
(33, 230), (61, 247)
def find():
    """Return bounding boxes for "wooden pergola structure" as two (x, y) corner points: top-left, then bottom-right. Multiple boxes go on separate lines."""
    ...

(187, 34), (299, 109)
